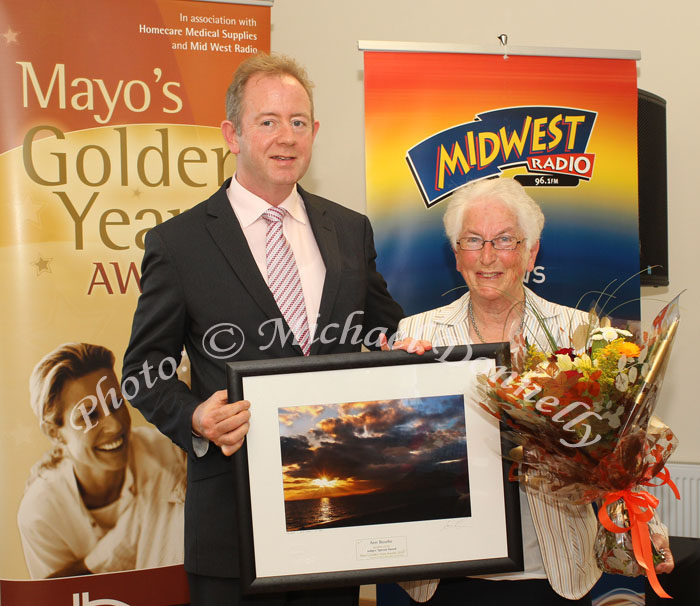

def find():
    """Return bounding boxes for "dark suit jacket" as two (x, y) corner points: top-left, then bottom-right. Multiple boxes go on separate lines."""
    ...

(122, 178), (404, 577)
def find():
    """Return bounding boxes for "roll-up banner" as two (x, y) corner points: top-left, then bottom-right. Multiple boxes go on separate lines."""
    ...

(362, 43), (641, 321)
(0, 1), (270, 603)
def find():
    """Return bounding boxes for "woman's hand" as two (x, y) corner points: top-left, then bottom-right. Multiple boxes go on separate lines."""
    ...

(379, 333), (433, 355)
(652, 532), (675, 574)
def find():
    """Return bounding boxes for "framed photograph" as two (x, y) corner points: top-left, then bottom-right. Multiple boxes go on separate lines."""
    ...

(227, 343), (522, 594)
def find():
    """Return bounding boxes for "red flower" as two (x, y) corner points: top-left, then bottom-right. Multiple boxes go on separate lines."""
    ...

(573, 381), (587, 396)
(573, 377), (601, 397)
(588, 381), (601, 396)
(554, 347), (576, 360)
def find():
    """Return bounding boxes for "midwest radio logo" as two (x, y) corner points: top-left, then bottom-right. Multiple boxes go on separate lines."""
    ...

(406, 106), (598, 207)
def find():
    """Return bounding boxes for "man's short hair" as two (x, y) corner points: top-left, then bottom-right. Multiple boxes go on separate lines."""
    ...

(225, 53), (315, 132)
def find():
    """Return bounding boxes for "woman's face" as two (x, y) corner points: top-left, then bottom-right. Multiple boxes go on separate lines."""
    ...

(455, 198), (539, 305)
(56, 369), (131, 475)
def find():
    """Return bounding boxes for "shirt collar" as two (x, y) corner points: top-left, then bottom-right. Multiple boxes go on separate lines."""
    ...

(63, 451), (136, 517)
(433, 286), (559, 327)
(522, 286), (560, 322)
(433, 292), (471, 326)
(227, 175), (307, 227)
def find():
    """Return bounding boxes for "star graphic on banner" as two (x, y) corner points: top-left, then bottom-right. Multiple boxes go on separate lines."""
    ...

(22, 195), (47, 229)
(132, 188), (143, 198)
(32, 255), (52, 275)
(3, 27), (19, 44)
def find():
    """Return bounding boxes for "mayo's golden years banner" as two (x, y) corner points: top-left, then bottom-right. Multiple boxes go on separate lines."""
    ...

(364, 50), (640, 320)
(0, 0), (270, 298)
(0, 0), (270, 589)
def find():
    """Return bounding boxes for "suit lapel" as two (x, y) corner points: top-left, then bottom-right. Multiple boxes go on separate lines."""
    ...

(205, 183), (341, 354)
(204, 181), (282, 321)
(301, 188), (341, 354)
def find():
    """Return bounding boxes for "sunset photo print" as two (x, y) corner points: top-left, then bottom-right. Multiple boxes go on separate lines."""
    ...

(278, 395), (471, 532)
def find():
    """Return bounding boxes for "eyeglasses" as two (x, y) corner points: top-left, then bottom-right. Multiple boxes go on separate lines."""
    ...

(456, 235), (522, 251)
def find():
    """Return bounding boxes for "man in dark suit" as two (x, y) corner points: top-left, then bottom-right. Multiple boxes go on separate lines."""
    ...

(122, 53), (404, 605)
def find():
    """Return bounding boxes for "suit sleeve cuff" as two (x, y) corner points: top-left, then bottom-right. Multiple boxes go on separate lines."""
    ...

(192, 432), (210, 457)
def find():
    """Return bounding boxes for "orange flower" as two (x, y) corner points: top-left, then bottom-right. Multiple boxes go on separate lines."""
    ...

(614, 341), (641, 357)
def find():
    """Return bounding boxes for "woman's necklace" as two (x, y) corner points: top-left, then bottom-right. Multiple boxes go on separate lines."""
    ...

(468, 299), (487, 343)
(468, 297), (527, 343)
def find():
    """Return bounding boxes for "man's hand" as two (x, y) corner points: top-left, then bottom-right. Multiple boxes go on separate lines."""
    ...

(379, 332), (432, 355)
(192, 390), (250, 456)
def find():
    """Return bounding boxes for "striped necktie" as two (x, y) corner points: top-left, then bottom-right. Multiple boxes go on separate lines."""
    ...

(262, 207), (311, 355)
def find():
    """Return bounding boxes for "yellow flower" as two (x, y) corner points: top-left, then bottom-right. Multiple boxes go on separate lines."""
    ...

(524, 345), (548, 372)
(555, 354), (575, 371)
(613, 341), (641, 358)
(573, 353), (594, 372)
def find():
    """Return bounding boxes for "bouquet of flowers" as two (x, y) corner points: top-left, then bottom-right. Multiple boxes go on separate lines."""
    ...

(477, 293), (682, 598)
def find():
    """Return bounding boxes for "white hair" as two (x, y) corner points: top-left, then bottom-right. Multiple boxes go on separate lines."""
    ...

(442, 178), (545, 251)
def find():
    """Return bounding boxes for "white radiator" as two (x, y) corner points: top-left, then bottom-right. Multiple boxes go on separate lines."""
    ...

(645, 462), (700, 538)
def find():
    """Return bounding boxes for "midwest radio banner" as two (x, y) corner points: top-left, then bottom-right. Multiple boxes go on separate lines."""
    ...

(0, 0), (269, 603)
(363, 47), (640, 320)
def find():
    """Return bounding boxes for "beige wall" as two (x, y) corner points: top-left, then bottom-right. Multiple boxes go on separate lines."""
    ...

(270, 0), (699, 462)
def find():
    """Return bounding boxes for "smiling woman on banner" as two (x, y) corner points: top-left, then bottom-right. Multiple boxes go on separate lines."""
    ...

(17, 343), (186, 579)
(395, 177), (672, 605)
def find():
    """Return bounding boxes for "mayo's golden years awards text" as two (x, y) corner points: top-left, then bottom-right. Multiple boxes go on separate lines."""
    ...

(16, 63), (235, 294)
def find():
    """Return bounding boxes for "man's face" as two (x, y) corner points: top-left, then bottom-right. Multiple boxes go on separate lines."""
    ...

(223, 73), (319, 205)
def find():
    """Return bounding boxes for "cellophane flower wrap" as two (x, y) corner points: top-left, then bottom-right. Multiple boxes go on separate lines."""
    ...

(477, 294), (682, 598)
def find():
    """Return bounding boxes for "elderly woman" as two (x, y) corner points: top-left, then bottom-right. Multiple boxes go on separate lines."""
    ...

(396, 178), (672, 605)
(17, 343), (186, 578)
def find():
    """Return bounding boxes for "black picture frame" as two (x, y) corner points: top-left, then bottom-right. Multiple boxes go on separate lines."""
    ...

(227, 343), (521, 594)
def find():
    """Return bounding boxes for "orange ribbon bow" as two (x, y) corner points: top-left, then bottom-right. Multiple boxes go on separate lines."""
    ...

(599, 469), (679, 599)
